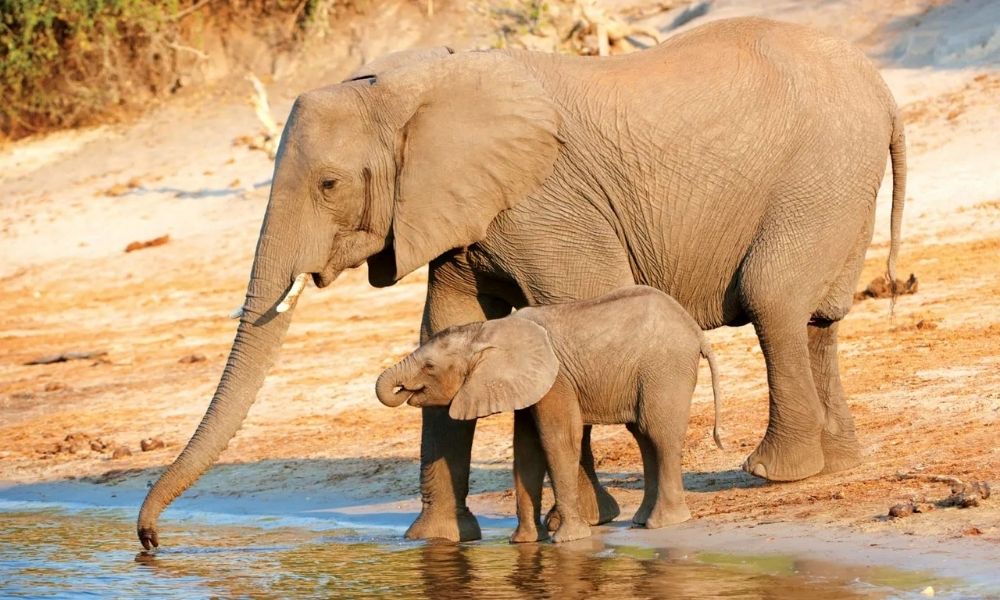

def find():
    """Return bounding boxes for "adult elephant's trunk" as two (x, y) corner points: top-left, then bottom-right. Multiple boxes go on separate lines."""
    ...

(376, 354), (418, 408)
(137, 212), (301, 550)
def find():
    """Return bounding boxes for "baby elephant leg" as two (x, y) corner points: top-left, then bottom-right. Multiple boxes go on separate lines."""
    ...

(511, 409), (549, 543)
(637, 379), (693, 529)
(626, 423), (659, 527)
(544, 425), (620, 532)
(533, 391), (591, 543)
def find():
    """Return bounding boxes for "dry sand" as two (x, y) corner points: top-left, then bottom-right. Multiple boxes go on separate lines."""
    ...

(1, 0), (997, 578)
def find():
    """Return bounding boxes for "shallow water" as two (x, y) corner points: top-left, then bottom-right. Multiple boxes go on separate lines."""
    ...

(0, 506), (970, 599)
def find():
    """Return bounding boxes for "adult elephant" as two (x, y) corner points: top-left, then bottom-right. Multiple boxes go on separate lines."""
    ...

(137, 17), (906, 548)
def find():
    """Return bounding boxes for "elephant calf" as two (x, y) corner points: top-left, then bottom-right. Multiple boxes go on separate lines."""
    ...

(376, 286), (722, 543)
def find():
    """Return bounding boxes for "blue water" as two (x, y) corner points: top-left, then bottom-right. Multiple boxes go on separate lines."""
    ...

(0, 503), (977, 599)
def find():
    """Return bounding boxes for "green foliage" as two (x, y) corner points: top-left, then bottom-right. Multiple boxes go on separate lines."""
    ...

(0, 0), (181, 137)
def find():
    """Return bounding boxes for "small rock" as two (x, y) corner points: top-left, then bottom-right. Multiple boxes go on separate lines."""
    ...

(178, 353), (206, 364)
(104, 183), (130, 197)
(112, 446), (132, 459)
(962, 527), (983, 536)
(44, 382), (67, 392)
(889, 502), (914, 518)
(89, 439), (109, 452)
(832, 490), (845, 500)
(140, 438), (165, 452)
(921, 586), (935, 597)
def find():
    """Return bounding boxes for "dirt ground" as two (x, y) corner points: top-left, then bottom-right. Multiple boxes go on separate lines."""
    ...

(1, 0), (998, 552)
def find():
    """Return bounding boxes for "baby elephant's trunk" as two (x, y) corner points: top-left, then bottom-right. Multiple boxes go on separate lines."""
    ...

(700, 338), (724, 450)
(376, 355), (414, 407)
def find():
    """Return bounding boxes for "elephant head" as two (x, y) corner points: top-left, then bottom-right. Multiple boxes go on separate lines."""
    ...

(137, 47), (562, 549)
(376, 318), (560, 421)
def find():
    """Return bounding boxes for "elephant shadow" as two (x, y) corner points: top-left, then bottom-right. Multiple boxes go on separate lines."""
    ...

(598, 469), (766, 494)
(681, 469), (769, 492)
(0, 457), (760, 535)
(0, 456), (518, 529)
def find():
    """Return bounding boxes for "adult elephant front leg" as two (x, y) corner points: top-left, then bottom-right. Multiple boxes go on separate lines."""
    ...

(405, 260), (513, 542)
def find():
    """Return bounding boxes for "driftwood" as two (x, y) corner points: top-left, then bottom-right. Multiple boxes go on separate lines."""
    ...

(236, 74), (281, 160)
(890, 471), (992, 516)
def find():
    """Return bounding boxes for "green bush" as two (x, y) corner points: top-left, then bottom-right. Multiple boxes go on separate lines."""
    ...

(0, 1), (347, 139)
(0, 0), (181, 138)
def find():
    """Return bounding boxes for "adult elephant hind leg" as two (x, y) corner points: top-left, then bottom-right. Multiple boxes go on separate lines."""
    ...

(740, 265), (826, 481)
(810, 320), (862, 474)
(809, 217), (872, 475)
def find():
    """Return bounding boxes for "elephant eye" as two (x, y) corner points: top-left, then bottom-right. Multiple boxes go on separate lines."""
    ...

(320, 178), (337, 191)
(423, 361), (435, 372)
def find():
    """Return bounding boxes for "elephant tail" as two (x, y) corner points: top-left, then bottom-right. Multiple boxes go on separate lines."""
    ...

(700, 337), (724, 450)
(888, 111), (907, 309)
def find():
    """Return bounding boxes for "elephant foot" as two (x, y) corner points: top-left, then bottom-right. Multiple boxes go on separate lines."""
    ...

(405, 506), (482, 542)
(644, 503), (691, 529)
(510, 521), (549, 544)
(551, 517), (591, 543)
(631, 503), (653, 528)
(819, 429), (862, 475)
(742, 433), (824, 482)
(545, 481), (620, 532)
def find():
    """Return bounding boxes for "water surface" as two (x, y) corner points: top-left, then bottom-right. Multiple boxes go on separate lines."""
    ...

(0, 506), (969, 599)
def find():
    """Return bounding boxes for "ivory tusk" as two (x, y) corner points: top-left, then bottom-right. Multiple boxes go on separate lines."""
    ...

(276, 273), (308, 313)
(229, 307), (245, 320)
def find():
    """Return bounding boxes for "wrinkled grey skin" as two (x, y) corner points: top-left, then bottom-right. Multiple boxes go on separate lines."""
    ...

(377, 286), (724, 543)
(137, 17), (906, 548)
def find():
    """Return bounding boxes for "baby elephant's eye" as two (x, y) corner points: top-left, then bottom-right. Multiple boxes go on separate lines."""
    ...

(320, 178), (337, 191)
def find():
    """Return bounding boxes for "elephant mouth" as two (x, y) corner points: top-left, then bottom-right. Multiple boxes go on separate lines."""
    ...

(393, 384), (425, 407)
(312, 267), (336, 289)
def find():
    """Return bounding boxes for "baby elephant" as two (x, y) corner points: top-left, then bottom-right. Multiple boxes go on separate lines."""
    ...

(376, 285), (722, 543)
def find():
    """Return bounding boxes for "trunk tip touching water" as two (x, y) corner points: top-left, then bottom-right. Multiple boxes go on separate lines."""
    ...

(136, 306), (294, 549)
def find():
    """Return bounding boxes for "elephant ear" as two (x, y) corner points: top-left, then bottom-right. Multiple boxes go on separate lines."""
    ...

(386, 52), (561, 280)
(343, 46), (454, 82)
(449, 318), (559, 421)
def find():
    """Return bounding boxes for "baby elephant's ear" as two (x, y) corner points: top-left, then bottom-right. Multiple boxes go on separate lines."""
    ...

(449, 318), (559, 421)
